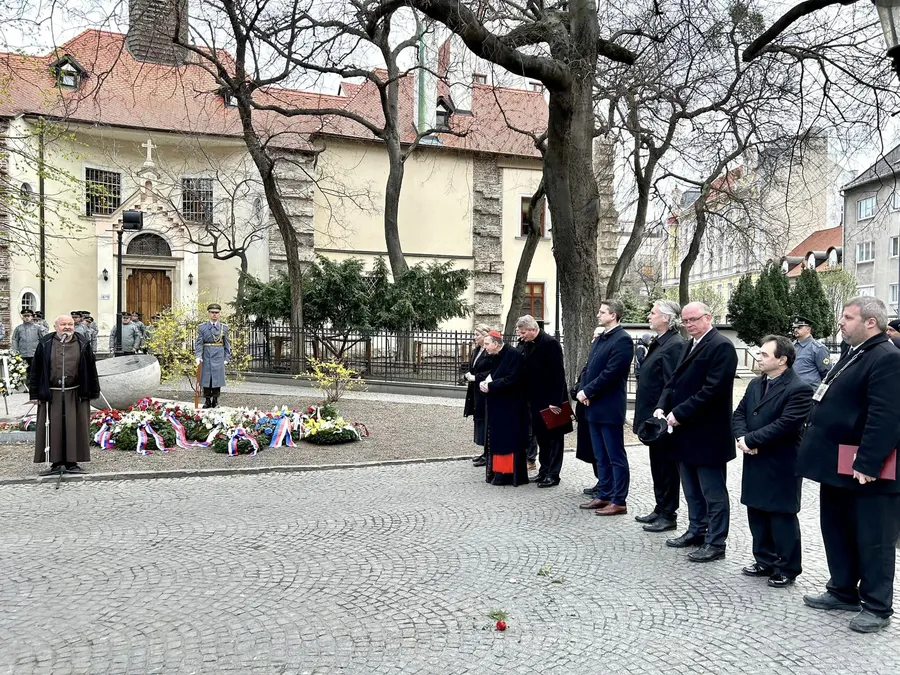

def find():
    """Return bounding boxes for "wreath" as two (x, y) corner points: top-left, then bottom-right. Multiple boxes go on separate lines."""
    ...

(0, 350), (29, 396)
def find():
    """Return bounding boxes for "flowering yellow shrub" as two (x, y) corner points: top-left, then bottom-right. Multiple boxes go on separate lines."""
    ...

(301, 358), (364, 403)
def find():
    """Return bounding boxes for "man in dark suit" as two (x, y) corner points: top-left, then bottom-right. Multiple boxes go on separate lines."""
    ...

(633, 300), (687, 532)
(797, 296), (900, 633)
(577, 299), (635, 516)
(654, 301), (737, 562)
(516, 315), (572, 488)
(733, 335), (812, 588)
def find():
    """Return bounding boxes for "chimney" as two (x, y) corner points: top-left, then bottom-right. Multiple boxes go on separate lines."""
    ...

(126, 0), (189, 65)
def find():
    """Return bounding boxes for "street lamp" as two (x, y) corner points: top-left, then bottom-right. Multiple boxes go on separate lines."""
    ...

(115, 210), (143, 355)
(874, 0), (900, 77)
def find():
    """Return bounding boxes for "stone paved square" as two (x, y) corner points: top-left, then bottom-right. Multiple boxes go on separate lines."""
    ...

(0, 451), (897, 674)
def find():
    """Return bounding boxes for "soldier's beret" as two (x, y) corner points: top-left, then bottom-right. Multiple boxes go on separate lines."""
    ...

(637, 417), (669, 445)
(207, 303), (222, 311)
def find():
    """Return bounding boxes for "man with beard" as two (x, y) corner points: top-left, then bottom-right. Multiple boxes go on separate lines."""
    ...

(29, 315), (100, 475)
(797, 296), (900, 633)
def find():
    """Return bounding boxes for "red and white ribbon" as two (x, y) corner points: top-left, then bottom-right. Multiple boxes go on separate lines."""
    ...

(136, 421), (173, 455)
(93, 419), (116, 449)
(227, 426), (259, 456)
(164, 412), (212, 449)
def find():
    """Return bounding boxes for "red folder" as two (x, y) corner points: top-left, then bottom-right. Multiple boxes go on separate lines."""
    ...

(837, 445), (897, 480)
(540, 401), (575, 430)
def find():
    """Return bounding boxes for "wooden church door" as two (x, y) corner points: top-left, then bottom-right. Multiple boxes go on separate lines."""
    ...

(126, 269), (172, 320)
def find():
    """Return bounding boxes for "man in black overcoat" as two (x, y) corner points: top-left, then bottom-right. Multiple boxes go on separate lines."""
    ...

(516, 315), (572, 488)
(633, 300), (687, 532)
(733, 335), (812, 588)
(463, 326), (494, 467)
(797, 297), (900, 633)
(654, 301), (737, 562)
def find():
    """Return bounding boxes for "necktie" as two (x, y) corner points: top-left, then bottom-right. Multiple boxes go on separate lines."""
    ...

(760, 377), (767, 397)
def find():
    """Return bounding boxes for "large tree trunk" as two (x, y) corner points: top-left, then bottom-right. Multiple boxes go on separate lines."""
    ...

(544, 91), (601, 378)
(504, 182), (545, 335)
(678, 196), (710, 306)
(384, 131), (409, 278)
(606, 154), (658, 297)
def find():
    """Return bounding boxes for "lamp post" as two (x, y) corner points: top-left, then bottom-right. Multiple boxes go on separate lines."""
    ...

(116, 210), (143, 355)
(874, 0), (900, 77)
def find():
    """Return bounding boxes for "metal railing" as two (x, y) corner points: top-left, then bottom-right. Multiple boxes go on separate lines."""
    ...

(233, 324), (642, 391)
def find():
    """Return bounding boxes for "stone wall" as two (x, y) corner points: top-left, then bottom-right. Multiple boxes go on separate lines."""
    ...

(0, 120), (12, 341)
(269, 151), (316, 278)
(471, 156), (503, 328)
(594, 136), (619, 296)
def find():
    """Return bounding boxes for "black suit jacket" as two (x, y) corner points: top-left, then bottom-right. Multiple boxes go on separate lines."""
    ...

(796, 333), (900, 494)
(633, 329), (687, 433)
(657, 328), (738, 465)
(733, 368), (813, 513)
(463, 346), (493, 419)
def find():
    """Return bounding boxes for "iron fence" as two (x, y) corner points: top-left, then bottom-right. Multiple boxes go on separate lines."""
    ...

(233, 324), (641, 391)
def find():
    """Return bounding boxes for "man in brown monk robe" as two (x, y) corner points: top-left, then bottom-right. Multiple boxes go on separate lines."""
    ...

(29, 315), (100, 475)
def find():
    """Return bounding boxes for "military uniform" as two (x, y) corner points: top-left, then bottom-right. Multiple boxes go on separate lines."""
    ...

(791, 316), (831, 387)
(11, 311), (46, 376)
(194, 303), (231, 408)
(109, 317), (143, 355)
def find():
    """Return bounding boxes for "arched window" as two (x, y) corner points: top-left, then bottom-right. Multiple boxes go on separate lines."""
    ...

(807, 252), (817, 269)
(127, 233), (171, 257)
(20, 292), (36, 312)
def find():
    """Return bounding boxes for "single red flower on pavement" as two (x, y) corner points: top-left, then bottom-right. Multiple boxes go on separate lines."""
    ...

(495, 620), (506, 632)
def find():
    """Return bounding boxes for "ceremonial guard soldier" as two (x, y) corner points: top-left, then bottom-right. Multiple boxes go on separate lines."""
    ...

(195, 303), (231, 408)
(11, 309), (46, 375)
(791, 316), (830, 387)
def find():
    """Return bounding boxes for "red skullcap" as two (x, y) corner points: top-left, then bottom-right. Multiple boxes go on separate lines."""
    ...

(488, 330), (503, 339)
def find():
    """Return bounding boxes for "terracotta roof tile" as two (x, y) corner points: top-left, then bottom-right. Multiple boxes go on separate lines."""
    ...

(786, 225), (842, 257)
(0, 30), (546, 158)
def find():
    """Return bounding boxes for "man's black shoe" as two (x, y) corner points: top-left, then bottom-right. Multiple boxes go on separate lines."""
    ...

(39, 465), (62, 476)
(583, 487), (598, 496)
(767, 574), (795, 588)
(472, 454), (485, 462)
(741, 563), (774, 577)
(65, 465), (86, 474)
(802, 593), (861, 612)
(537, 478), (560, 488)
(687, 544), (726, 563)
(849, 610), (891, 633)
(634, 512), (660, 524)
(472, 456), (487, 467)
(665, 532), (705, 548)
(643, 518), (677, 532)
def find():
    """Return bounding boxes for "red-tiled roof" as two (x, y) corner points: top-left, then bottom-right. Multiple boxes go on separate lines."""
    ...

(0, 30), (546, 158)
(786, 225), (842, 257)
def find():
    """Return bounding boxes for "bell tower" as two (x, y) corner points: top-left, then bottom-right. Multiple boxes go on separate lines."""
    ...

(125, 0), (190, 65)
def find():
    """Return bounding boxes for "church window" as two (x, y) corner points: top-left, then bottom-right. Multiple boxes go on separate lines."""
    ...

(521, 282), (545, 321)
(472, 73), (487, 84)
(182, 177), (214, 224)
(20, 292), (36, 312)
(127, 233), (172, 257)
(85, 168), (121, 216)
(520, 196), (546, 237)
(49, 56), (86, 90)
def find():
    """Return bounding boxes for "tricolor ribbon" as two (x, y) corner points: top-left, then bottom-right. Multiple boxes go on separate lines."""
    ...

(136, 421), (173, 455)
(21, 414), (36, 432)
(93, 418), (116, 449)
(268, 414), (296, 448)
(164, 412), (212, 449)
(227, 426), (259, 456)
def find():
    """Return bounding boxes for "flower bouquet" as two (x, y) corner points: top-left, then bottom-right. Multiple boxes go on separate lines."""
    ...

(0, 350), (29, 396)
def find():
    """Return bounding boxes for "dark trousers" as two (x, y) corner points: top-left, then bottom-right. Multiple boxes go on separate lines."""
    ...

(525, 425), (538, 463)
(649, 441), (680, 519)
(588, 422), (629, 505)
(679, 462), (729, 548)
(535, 430), (563, 481)
(820, 484), (900, 618)
(747, 506), (802, 578)
(23, 356), (33, 379)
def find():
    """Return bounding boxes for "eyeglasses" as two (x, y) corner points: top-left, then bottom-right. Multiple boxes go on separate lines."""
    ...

(682, 315), (710, 324)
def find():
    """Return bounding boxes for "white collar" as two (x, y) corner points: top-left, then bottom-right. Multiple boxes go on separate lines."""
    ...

(693, 327), (714, 344)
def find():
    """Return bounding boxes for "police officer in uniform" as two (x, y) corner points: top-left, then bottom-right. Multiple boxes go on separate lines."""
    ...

(71, 311), (89, 338)
(195, 303), (231, 408)
(791, 316), (830, 387)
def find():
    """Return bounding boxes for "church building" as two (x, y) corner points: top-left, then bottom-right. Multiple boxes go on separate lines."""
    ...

(0, 0), (554, 345)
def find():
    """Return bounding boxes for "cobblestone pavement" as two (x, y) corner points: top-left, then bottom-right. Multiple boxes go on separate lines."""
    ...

(1, 454), (897, 674)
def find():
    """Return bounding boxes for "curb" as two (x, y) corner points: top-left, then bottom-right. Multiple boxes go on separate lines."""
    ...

(0, 444), (646, 486)
(0, 454), (475, 486)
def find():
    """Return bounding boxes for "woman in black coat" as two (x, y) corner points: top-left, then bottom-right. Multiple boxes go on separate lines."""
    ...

(480, 331), (529, 486)
(463, 324), (494, 464)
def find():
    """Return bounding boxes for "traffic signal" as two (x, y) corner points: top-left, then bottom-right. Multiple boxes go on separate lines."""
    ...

(122, 210), (144, 231)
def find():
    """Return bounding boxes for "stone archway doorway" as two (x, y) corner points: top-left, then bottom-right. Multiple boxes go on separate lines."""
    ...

(126, 269), (171, 320)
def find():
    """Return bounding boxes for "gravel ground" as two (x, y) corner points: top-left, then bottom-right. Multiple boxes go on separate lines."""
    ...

(0, 391), (637, 479)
